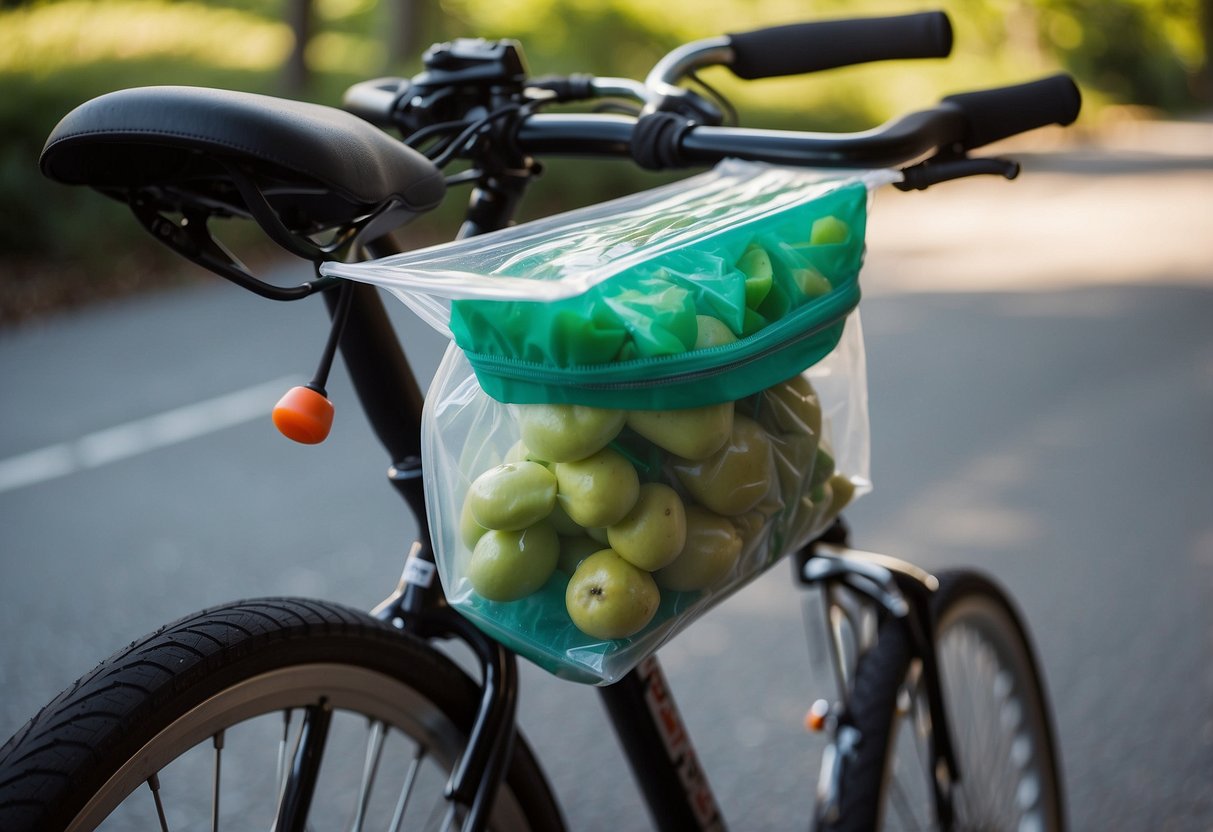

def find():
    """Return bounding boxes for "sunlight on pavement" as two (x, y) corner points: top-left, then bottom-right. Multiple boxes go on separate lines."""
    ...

(864, 122), (1213, 295)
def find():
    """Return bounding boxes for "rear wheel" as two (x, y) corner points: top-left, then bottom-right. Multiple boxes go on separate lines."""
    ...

(828, 571), (1065, 831)
(0, 598), (564, 832)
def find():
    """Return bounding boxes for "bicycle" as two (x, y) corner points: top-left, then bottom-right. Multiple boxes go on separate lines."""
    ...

(0, 11), (1079, 831)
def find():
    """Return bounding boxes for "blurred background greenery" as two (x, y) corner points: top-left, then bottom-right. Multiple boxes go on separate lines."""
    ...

(1, 0), (1209, 322)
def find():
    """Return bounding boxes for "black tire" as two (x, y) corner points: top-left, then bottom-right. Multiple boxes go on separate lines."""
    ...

(0, 598), (565, 832)
(826, 571), (1065, 831)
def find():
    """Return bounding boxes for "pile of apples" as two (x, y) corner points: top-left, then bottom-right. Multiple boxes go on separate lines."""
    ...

(458, 372), (855, 643)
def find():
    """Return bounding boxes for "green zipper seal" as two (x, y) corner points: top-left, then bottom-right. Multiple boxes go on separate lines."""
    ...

(464, 276), (860, 409)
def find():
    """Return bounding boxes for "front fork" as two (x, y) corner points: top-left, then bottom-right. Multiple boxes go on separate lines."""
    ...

(797, 522), (960, 830)
(372, 534), (521, 832)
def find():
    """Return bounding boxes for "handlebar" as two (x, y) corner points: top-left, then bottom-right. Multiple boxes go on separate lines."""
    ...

(724, 12), (953, 81)
(513, 73), (1081, 170)
(344, 10), (1081, 177)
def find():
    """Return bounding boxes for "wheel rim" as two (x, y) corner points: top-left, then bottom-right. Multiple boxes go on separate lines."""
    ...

(879, 599), (1057, 831)
(68, 663), (528, 832)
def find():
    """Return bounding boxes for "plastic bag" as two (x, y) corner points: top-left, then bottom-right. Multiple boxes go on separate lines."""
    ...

(329, 160), (890, 683)
(421, 315), (870, 684)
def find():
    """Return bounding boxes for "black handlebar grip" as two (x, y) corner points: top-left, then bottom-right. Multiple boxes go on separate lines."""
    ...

(941, 73), (1082, 150)
(726, 11), (953, 80)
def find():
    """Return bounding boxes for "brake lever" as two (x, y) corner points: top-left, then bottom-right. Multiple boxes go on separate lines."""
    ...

(894, 155), (1020, 191)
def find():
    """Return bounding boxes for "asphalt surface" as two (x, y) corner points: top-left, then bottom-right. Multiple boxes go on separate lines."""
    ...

(1, 128), (1211, 829)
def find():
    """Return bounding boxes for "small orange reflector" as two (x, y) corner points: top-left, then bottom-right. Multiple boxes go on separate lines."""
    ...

(805, 699), (829, 732)
(272, 385), (334, 444)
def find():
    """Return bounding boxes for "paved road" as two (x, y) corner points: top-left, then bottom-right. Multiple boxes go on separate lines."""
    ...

(1, 133), (1211, 829)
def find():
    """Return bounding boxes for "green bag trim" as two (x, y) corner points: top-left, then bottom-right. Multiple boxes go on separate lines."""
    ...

(463, 278), (859, 409)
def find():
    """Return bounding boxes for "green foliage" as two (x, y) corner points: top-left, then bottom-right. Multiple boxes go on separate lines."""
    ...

(1, 0), (1207, 321)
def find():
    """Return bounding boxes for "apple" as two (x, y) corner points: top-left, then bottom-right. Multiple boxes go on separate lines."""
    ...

(516, 403), (626, 462)
(565, 549), (660, 639)
(607, 483), (687, 571)
(810, 215), (850, 245)
(467, 522), (559, 602)
(544, 499), (584, 537)
(805, 481), (834, 535)
(673, 413), (774, 516)
(792, 267), (832, 298)
(585, 525), (609, 545)
(693, 315), (738, 350)
(771, 431), (817, 512)
(730, 509), (769, 548)
(762, 374), (823, 437)
(504, 440), (550, 467)
(737, 244), (773, 308)
(466, 461), (557, 531)
(827, 473), (856, 516)
(654, 506), (743, 592)
(626, 402), (734, 460)
(809, 446), (836, 492)
(553, 447), (640, 528)
(557, 535), (603, 575)
(459, 497), (489, 550)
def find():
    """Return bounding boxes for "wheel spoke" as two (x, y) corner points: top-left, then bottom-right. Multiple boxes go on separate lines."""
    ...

(349, 719), (387, 832)
(388, 743), (427, 832)
(147, 772), (171, 832)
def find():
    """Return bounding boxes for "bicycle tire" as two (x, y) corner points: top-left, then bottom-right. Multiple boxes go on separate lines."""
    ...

(0, 597), (565, 832)
(826, 570), (1065, 831)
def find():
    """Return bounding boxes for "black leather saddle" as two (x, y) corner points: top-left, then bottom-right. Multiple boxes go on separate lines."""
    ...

(41, 85), (445, 234)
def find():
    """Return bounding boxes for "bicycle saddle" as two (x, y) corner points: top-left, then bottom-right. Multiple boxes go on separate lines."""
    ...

(40, 85), (445, 233)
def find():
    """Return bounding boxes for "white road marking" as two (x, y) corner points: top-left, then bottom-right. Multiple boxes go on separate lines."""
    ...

(0, 376), (301, 495)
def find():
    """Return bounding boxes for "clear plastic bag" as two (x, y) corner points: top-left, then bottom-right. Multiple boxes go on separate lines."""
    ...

(422, 315), (870, 684)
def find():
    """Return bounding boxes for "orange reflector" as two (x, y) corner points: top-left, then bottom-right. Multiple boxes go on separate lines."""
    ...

(272, 385), (333, 444)
(805, 699), (829, 732)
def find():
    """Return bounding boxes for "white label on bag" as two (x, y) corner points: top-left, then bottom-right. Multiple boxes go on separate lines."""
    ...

(403, 556), (436, 588)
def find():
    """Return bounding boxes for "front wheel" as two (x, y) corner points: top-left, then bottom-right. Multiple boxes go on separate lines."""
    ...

(0, 598), (565, 832)
(826, 570), (1065, 831)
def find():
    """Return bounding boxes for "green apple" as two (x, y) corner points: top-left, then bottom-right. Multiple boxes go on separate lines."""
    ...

(731, 509), (769, 547)
(810, 215), (850, 245)
(792, 267), (832, 298)
(809, 446), (836, 492)
(466, 461), (557, 531)
(805, 481), (834, 535)
(827, 473), (856, 516)
(763, 374), (823, 437)
(553, 447), (640, 528)
(673, 414), (774, 516)
(737, 244), (773, 308)
(585, 525), (609, 545)
(516, 403), (626, 462)
(654, 506), (742, 592)
(544, 499), (584, 537)
(626, 402), (734, 460)
(607, 483), (687, 571)
(693, 315), (739, 350)
(503, 439), (550, 467)
(565, 549), (660, 639)
(557, 535), (604, 574)
(467, 522), (559, 602)
(772, 430), (818, 510)
(459, 497), (489, 550)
